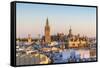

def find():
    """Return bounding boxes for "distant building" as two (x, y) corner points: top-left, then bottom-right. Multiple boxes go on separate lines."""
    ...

(45, 18), (51, 43)
(67, 27), (88, 48)
(28, 34), (32, 43)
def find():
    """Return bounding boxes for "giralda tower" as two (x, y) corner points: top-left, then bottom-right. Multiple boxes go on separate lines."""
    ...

(45, 18), (51, 43)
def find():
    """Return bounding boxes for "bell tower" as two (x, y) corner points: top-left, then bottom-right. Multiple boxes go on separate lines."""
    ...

(45, 18), (51, 43)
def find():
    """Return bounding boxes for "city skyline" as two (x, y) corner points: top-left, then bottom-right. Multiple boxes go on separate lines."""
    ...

(16, 3), (96, 38)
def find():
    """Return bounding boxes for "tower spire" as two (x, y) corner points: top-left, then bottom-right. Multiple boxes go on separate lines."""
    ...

(67, 25), (73, 38)
(69, 25), (72, 34)
(46, 17), (49, 25)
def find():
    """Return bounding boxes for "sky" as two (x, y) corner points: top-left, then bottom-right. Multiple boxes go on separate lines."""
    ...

(16, 3), (96, 38)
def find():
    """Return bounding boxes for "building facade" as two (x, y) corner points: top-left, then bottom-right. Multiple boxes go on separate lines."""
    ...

(67, 27), (88, 48)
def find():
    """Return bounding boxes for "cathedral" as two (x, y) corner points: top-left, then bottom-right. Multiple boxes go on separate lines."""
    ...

(44, 18), (51, 43)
